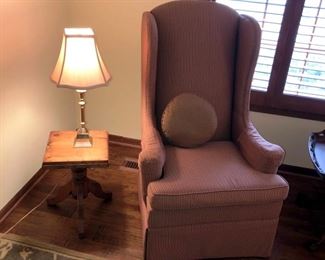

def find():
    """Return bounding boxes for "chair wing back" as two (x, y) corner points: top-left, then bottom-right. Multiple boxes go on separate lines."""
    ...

(150, 1), (239, 141)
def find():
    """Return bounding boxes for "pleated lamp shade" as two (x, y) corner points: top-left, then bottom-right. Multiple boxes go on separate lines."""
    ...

(51, 28), (110, 90)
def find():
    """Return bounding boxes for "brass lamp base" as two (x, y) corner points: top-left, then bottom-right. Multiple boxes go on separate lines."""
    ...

(74, 133), (93, 148)
(74, 90), (92, 148)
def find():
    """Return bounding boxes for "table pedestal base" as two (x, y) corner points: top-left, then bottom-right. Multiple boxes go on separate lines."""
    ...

(47, 167), (112, 239)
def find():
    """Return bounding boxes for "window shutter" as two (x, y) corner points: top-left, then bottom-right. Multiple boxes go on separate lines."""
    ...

(217, 0), (286, 91)
(284, 0), (325, 100)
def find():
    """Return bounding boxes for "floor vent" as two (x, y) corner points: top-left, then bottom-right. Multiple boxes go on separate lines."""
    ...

(124, 160), (139, 169)
(120, 158), (139, 172)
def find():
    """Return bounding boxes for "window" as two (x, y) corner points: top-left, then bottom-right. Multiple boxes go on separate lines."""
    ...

(218, 0), (286, 92)
(218, 0), (325, 121)
(284, 1), (325, 100)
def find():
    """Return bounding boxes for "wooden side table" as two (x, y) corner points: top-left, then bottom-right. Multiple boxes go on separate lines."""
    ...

(42, 130), (111, 239)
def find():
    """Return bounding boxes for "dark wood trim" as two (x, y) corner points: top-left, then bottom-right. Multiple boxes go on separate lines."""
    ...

(0, 168), (48, 224)
(275, 94), (325, 120)
(278, 164), (319, 178)
(250, 90), (266, 108)
(109, 134), (141, 147)
(251, 101), (325, 121)
(267, 0), (305, 100)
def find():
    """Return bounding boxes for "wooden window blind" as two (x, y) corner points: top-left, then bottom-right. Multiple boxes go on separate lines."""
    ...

(218, 0), (325, 120)
(283, 0), (325, 100)
(218, 0), (286, 92)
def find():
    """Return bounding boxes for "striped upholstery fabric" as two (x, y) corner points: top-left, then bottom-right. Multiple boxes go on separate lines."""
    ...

(147, 201), (283, 228)
(152, 0), (238, 142)
(139, 1), (289, 259)
(146, 218), (279, 259)
(147, 142), (288, 210)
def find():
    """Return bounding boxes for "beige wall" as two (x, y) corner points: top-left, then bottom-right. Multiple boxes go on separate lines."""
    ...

(67, 0), (171, 139)
(0, 1), (76, 209)
(251, 112), (324, 168)
(68, 0), (324, 169)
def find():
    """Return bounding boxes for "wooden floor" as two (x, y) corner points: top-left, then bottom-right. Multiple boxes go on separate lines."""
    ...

(0, 143), (324, 259)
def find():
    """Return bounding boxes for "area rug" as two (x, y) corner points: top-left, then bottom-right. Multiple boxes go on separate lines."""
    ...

(0, 233), (105, 260)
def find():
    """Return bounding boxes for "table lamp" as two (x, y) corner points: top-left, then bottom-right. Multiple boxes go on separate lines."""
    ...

(51, 28), (110, 147)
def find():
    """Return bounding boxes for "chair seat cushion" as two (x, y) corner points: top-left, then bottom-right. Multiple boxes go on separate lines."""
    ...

(147, 142), (289, 210)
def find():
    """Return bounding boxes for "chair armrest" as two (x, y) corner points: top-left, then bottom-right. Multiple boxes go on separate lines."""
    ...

(139, 125), (165, 199)
(236, 123), (285, 174)
(139, 11), (164, 200)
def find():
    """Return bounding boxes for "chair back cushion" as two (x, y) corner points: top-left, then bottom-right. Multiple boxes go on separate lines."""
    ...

(152, 1), (239, 141)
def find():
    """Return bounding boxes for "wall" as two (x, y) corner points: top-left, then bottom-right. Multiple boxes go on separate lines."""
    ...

(67, 0), (170, 139)
(68, 0), (324, 169)
(251, 113), (324, 168)
(0, 1), (76, 210)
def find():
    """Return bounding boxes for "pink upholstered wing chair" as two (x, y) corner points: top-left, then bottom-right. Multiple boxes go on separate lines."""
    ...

(139, 1), (289, 259)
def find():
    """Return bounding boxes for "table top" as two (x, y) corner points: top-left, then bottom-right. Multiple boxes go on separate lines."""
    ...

(43, 130), (109, 168)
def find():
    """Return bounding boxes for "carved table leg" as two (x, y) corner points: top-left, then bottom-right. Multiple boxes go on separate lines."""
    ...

(88, 178), (112, 201)
(77, 188), (85, 239)
(72, 167), (87, 239)
(47, 166), (112, 238)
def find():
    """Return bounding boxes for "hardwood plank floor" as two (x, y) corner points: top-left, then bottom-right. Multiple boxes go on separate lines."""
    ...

(0, 143), (324, 259)
(0, 143), (142, 259)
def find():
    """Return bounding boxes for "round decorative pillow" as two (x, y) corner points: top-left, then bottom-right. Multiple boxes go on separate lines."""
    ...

(161, 93), (217, 148)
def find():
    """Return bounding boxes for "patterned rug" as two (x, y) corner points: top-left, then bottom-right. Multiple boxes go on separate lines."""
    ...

(0, 233), (105, 260)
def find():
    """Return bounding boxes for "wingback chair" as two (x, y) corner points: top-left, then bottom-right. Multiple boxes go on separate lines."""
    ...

(139, 1), (289, 259)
